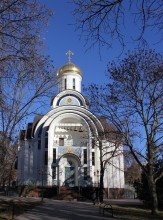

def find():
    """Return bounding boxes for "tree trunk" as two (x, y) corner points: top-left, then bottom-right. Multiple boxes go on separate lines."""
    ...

(99, 167), (104, 202)
(148, 175), (158, 214)
(99, 140), (104, 202)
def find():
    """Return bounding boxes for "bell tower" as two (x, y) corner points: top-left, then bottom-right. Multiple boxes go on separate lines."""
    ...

(57, 50), (82, 93)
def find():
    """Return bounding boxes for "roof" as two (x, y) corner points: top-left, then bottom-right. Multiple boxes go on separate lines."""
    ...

(57, 62), (82, 77)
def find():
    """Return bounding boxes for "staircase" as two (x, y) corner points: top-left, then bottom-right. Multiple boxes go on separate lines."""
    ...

(58, 186), (80, 201)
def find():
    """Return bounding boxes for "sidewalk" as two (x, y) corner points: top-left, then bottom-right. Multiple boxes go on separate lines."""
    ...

(1, 195), (142, 220)
(0, 196), (115, 220)
(15, 199), (115, 220)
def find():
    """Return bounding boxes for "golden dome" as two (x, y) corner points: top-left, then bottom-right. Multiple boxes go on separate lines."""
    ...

(57, 62), (82, 77)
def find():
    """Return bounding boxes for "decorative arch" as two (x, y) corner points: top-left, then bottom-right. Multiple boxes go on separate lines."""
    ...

(58, 152), (81, 165)
(52, 90), (87, 108)
(58, 152), (81, 187)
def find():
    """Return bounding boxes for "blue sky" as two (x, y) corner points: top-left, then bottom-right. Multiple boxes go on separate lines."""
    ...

(42, 0), (109, 87)
(41, 0), (162, 89)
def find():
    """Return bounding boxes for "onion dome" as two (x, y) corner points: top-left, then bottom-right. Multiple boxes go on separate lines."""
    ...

(57, 62), (82, 77)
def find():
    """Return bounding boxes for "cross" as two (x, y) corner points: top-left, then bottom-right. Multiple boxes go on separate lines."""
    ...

(66, 50), (74, 62)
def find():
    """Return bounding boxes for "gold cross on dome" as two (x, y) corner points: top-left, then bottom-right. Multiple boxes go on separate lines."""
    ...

(66, 50), (74, 63)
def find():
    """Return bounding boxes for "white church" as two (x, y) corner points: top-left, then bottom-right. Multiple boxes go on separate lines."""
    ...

(18, 51), (124, 196)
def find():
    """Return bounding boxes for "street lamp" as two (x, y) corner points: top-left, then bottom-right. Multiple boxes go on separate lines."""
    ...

(78, 165), (82, 197)
(40, 169), (53, 202)
(94, 171), (96, 187)
(40, 169), (44, 202)
(96, 170), (100, 201)
(97, 170), (100, 187)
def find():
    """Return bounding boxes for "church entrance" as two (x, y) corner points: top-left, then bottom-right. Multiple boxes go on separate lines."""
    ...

(65, 166), (75, 187)
(59, 153), (80, 187)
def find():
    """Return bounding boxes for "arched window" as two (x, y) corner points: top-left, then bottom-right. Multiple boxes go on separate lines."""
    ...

(53, 148), (56, 163)
(45, 126), (49, 149)
(84, 149), (87, 164)
(65, 78), (67, 90)
(38, 127), (42, 138)
(92, 152), (95, 166)
(44, 151), (48, 165)
(52, 167), (56, 179)
(73, 78), (75, 90)
(37, 126), (42, 149)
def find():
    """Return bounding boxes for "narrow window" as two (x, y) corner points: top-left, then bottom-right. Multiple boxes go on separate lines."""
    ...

(84, 167), (87, 180)
(38, 140), (41, 150)
(45, 137), (48, 148)
(73, 78), (75, 90)
(53, 148), (56, 163)
(65, 78), (67, 90)
(38, 128), (42, 138)
(52, 167), (56, 179)
(92, 152), (95, 166)
(92, 139), (95, 149)
(59, 138), (64, 146)
(84, 149), (87, 164)
(45, 127), (49, 136)
(44, 151), (48, 165)
(45, 126), (49, 149)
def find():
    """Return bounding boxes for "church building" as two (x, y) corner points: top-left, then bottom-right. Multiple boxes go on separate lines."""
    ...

(18, 51), (124, 194)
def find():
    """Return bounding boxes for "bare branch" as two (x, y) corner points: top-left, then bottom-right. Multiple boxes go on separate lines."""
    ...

(72, 0), (162, 50)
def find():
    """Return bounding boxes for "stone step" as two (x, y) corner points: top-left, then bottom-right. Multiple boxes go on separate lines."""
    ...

(58, 187), (79, 200)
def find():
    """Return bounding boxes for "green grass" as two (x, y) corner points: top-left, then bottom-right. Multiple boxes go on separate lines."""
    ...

(112, 205), (163, 220)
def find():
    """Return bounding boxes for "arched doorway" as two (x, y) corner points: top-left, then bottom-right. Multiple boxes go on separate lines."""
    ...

(58, 153), (80, 187)
(65, 159), (75, 187)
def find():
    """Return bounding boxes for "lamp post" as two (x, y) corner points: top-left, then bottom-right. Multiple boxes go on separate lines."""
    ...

(96, 170), (100, 201)
(78, 165), (81, 197)
(97, 170), (100, 187)
(106, 168), (109, 199)
(94, 171), (96, 187)
(41, 169), (44, 202)
(40, 169), (53, 202)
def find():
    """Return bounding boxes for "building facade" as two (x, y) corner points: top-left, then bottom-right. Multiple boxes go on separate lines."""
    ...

(18, 51), (124, 191)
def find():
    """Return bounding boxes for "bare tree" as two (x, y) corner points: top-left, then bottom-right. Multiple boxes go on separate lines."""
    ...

(84, 49), (163, 214)
(72, 0), (163, 49)
(0, 133), (17, 187)
(0, 0), (52, 66)
(124, 151), (142, 184)
(88, 116), (123, 202)
(0, 0), (56, 184)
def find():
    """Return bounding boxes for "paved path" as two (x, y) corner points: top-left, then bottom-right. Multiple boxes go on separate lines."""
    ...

(14, 199), (115, 220)
(1, 195), (142, 220)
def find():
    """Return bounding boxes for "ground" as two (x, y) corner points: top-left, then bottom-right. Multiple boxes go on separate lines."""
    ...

(0, 196), (163, 220)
